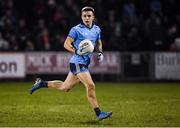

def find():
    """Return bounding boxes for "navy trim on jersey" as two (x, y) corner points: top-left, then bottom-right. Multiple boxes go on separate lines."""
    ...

(80, 22), (95, 29)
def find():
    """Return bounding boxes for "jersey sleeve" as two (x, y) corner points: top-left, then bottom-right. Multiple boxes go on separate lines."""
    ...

(68, 27), (77, 40)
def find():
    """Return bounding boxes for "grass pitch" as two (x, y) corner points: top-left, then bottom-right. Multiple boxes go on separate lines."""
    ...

(0, 82), (180, 127)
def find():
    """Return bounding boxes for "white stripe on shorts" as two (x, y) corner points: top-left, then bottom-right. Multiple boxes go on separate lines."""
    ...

(75, 64), (80, 73)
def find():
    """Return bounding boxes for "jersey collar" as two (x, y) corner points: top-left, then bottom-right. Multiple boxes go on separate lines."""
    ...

(80, 22), (94, 29)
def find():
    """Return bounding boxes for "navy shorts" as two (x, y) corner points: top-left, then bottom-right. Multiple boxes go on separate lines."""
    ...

(70, 63), (89, 75)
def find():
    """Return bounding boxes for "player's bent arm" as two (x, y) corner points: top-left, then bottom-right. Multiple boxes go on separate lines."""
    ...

(64, 37), (75, 53)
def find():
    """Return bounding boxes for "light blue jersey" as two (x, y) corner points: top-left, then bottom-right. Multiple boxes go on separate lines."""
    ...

(68, 23), (101, 66)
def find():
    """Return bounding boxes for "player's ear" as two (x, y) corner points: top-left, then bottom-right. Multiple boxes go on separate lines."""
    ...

(92, 16), (95, 20)
(92, 14), (95, 20)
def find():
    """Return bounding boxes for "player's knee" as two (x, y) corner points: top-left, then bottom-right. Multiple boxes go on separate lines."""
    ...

(87, 85), (96, 99)
(88, 83), (95, 89)
(87, 83), (95, 93)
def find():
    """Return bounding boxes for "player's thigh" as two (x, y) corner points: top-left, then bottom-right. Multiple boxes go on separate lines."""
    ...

(64, 72), (80, 87)
(77, 72), (95, 87)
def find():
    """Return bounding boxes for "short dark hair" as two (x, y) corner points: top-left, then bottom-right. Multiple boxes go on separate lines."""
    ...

(81, 6), (95, 14)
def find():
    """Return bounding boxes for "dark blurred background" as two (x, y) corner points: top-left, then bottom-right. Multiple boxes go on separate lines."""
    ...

(0, 0), (180, 52)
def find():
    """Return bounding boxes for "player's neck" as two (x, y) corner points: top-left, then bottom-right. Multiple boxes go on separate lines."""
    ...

(81, 22), (94, 29)
(87, 24), (92, 28)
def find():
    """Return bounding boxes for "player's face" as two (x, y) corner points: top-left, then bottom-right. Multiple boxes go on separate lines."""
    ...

(81, 11), (94, 27)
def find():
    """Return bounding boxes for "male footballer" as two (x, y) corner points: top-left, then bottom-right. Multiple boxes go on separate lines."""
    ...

(29, 6), (112, 120)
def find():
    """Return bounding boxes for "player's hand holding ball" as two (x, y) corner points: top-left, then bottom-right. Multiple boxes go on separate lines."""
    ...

(76, 39), (94, 55)
(97, 52), (104, 62)
(75, 47), (87, 55)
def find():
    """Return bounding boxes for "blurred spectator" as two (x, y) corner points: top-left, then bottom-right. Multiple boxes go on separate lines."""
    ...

(9, 34), (19, 51)
(170, 38), (180, 51)
(33, 0), (46, 19)
(166, 23), (178, 50)
(122, 0), (138, 26)
(126, 27), (142, 51)
(150, 0), (162, 13)
(0, 32), (9, 50)
(51, 33), (65, 51)
(52, 5), (67, 31)
(16, 18), (29, 50)
(142, 12), (167, 50)
(25, 40), (34, 51)
(33, 19), (50, 51)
